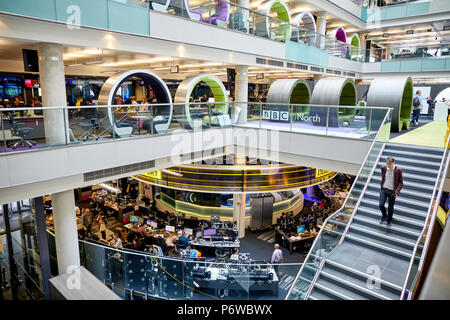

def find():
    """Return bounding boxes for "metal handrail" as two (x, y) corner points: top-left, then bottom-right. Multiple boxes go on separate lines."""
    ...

(285, 108), (392, 299)
(400, 133), (450, 299)
(337, 143), (386, 246)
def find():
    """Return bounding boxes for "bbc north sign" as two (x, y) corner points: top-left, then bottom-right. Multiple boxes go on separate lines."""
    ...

(262, 109), (321, 123)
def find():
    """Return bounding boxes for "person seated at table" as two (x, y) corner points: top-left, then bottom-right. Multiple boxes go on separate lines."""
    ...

(131, 235), (145, 251)
(109, 231), (123, 249)
(230, 248), (240, 261)
(166, 233), (178, 255)
(137, 222), (153, 238)
(186, 246), (201, 258)
(178, 231), (191, 247)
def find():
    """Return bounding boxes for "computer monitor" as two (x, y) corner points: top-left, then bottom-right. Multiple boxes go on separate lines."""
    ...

(150, 221), (158, 228)
(146, 219), (152, 226)
(184, 228), (193, 236)
(165, 225), (175, 232)
(297, 225), (305, 233)
(130, 216), (139, 223)
(216, 229), (227, 236)
(203, 229), (216, 237)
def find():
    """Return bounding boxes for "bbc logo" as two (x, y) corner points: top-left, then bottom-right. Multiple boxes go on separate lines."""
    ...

(262, 110), (289, 121)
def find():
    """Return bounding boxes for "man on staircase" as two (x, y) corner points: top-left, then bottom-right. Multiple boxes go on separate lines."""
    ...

(379, 157), (403, 228)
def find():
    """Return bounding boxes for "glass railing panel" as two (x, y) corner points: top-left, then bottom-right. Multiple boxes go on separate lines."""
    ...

(228, 3), (250, 34)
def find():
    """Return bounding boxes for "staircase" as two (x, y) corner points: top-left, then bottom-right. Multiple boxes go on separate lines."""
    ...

(305, 143), (443, 300)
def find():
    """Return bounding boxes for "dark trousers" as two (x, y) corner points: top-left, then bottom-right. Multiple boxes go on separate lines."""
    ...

(379, 188), (395, 222)
(411, 108), (420, 124)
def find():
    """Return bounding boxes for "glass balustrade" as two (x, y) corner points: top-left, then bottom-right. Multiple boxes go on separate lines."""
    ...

(286, 109), (391, 300)
(47, 230), (301, 300)
(0, 103), (390, 155)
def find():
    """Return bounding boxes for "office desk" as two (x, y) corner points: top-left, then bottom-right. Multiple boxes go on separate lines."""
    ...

(191, 239), (240, 257)
(194, 266), (279, 297)
(274, 227), (317, 254)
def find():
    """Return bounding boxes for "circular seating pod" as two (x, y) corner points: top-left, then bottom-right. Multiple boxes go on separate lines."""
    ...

(292, 11), (316, 45)
(310, 78), (357, 127)
(174, 74), (228, 129)
(97, 69), (173, 137)
(256, 0), (292, 42)
(366, 76), (413, 132)
(266, 79), (311, 122)
(348, 33), (361, 59)
(328, 27), (347, 43)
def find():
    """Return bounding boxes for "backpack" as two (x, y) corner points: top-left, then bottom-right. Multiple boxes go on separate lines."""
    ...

(413, 96), (421, 108)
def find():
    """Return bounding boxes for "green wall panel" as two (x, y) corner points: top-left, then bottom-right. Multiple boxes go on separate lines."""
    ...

(0, 0), (56, 20)
(400, 59), (423, 72)
(55, 0), (108, 29)
(107, 0), (149, 36)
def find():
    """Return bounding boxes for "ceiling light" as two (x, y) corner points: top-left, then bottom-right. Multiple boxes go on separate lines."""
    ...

(84, 58), (105, 65)
(162, 169), (183, 177)
(98, 183), (121, 193)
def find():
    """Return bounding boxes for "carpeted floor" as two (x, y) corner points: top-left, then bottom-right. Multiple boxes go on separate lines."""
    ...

(389, 120), (446, 148)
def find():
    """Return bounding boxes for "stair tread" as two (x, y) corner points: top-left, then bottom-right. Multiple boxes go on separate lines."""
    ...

(373, 172), (436, 183)
(345, 233), (412, 259)
(308, 290), (334, 300)
(385, 143), (443, 154)
(379, 156), (441, 167)
(361, 198), (428, 217)
(366, 184), (434, 197)
(327, 241), (409, 287)
(350, 221), (418, 245)
(352, 215), (422, 237)
(357, 206), (425, 228)
(369, 177), (435, 190)
(380, 151), (442, 160)
(320, 266), (398, 300)
(315, 277), (369, 300)
(346, 229), (414, 256)
(375, 163), (439, 175)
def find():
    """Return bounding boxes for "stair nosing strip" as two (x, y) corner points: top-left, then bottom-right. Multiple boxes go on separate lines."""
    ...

(345, 234), (413, 258)
(379, 157), (441, 167)
(349, 225), (416, 247)
(314, 282), (354, 300)
(352, 215), (421, 237)
(320, 270), (392, 300)
(370, 175), (435, 187)
(375, 164), (439, 175)
(324, 259), (403, 293)
(357, 207), (425, 227)
(362, 197), (429, 212)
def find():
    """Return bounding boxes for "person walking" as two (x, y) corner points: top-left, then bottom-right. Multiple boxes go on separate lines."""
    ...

(379, 157), (403, 228)
(410, 90), (422, 127)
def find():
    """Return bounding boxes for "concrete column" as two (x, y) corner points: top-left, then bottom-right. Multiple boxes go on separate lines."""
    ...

(316, 11), (327, 49)
(235, 65), (248, 124)
(233, 194), (246, 238)
(52, 190), (80, 274)
(38, 43), (68, 145)
(138, 182), (145, 201)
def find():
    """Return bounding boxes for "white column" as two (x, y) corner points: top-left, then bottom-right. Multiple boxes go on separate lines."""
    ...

(235, 65), (248, 124)
(316, 11), (327, 49)
(52, 190), (80, 274)
(233, 154), (247, 238)
(239, 0), (250, 32)
(233, 194), (246, 238)
(38, 43), (68, 145)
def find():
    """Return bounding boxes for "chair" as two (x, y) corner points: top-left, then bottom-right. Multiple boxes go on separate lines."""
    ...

(184, 0), (202, 21)
(203, 0), (229, 27)
(8, 113), (36, 149)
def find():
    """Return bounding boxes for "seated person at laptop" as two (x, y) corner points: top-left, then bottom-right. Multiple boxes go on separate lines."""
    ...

(186, 246), (201, 258)
(109, 231), (123, 249)
(178, 231), (191, 247)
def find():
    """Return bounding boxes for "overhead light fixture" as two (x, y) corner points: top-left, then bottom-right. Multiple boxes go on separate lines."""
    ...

(383, 33), (389, 38)
(66, 63), (84, 67)
(98, 183), (121, 194)
(256, 73), (264, 79)
(406, 30), (414, 35)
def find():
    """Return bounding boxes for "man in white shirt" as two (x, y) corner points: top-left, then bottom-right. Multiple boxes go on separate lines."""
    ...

(109, 232), (123, 249)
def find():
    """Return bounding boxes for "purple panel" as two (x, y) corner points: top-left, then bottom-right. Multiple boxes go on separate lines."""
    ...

(336, 27), (347, 43)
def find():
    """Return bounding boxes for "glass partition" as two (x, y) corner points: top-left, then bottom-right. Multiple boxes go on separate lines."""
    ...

(0, 103), (390, 155)
(47, 230), (302, 300)
(286, 108), (391, 300)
